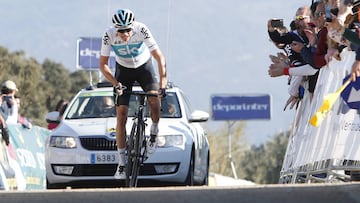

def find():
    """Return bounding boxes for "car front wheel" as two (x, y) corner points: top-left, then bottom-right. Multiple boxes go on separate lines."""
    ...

(184, 147), (195, 186)
(200, 151), (210, 186)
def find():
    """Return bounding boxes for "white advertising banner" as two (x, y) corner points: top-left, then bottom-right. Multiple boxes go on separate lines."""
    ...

(281, 49), (360, 178)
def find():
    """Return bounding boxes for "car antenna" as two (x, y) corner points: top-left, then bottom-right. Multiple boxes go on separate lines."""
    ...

(86, 71), (95, 90)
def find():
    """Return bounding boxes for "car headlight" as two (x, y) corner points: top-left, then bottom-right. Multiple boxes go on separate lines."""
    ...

(49, 136), (77, 148)
(157, 135), (183, 147)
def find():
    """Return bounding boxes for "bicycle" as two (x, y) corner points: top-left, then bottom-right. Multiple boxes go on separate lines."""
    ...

(125, 90), (158, 187)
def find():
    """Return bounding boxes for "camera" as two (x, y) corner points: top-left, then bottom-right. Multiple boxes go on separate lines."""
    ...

(2, 95), (12, 108)
(343, 0), (360, 15)
(354, 22), (360, 28)
(4, 96), (11, 101)
(344, 0), (360, 5)
(271, 19), (284, 28)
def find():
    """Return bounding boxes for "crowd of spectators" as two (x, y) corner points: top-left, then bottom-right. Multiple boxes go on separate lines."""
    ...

(0, 79), (70, 147)
(267, 0), (360, 110)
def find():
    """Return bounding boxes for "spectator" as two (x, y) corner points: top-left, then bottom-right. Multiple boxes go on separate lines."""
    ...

(290, 1), (324, 98)
(0, 80), (19, 124)
(0, 113), (9, 146)
(47, 99), (68, 130)
(14, 95), (32, 129)
(268, 6), (311, 67)
(313, 0), (346, 68)
(325, 1), (360, 81)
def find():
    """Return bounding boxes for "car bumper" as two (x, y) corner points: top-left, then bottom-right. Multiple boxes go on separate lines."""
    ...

(46, 145), (191, 186)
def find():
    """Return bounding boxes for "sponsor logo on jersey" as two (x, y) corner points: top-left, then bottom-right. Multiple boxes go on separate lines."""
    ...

(103, 33), (110, 45)
(111, 42), (145, 58)
(284, 44), (292, 57)
(141, 27), (150, 39)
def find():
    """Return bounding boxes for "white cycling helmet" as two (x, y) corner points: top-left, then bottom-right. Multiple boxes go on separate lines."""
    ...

(112, 9), (135, 29)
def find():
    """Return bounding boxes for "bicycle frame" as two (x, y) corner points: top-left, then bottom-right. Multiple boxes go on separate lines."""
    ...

(125, 91), (158, 187)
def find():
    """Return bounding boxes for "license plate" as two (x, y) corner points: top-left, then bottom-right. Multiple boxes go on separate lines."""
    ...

(90, 153), (118, 164)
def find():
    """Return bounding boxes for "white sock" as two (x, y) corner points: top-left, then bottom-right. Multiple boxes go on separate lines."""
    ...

(117, 147), (126, 166)
(150, 123), (159, 135)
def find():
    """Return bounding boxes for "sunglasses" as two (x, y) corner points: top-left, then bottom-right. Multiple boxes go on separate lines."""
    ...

(117, 28), (132, 34)
(294, 15), (309, 21)
(314, 11), (324, 18)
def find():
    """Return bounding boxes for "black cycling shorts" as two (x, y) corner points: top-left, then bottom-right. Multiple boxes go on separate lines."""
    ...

(114, 59), (159, 106)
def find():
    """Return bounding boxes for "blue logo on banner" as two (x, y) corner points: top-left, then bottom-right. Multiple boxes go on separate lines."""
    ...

(341, 75), (360, 109)
(76, 37), (116, 70)
(211, 94), (271, 120)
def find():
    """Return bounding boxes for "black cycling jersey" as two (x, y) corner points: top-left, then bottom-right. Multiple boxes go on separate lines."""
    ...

(268, 30), (309, 67)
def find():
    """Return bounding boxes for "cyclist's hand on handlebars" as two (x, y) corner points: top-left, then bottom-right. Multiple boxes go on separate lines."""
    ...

(114, 82), (126, 106)
(114, 82), (123, 96)
(158, 88), (166, 98)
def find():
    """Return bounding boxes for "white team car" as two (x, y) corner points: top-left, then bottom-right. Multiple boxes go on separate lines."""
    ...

(45, 82), (210, 188)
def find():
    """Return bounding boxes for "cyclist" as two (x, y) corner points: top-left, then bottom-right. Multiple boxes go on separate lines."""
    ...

(99, 8), (167, 179)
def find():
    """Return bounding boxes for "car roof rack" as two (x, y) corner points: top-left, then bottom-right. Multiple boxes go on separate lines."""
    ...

(167, 82), (174, 88)
(97, 82), (113, 88)
(85, 85), (95, 90)
(95, 81), (175, 89)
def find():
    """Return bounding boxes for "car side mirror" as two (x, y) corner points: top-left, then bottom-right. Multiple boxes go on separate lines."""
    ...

(46, 111), (60, 123)
(189, 110), (209, 123)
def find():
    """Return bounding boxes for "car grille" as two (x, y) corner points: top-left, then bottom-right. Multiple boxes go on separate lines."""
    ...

(52, 163), (179, 176)
(80, 137), (117, 151)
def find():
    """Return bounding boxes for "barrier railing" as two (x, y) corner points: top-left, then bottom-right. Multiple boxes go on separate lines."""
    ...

(280, 49), (360, 183)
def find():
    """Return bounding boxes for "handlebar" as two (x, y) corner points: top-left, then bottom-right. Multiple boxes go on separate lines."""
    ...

(117, 85), (159, 97)
(114, 85), (127, 91)
(114, 85), (166, 106)
(130, 91), (159, 97)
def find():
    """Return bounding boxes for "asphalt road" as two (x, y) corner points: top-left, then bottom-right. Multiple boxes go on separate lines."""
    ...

(1, 183), (360, 203)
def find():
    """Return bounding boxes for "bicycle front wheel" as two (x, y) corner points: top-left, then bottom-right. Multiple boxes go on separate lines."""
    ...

(126, 121), (137, 187)
(129, 117), (145, 187)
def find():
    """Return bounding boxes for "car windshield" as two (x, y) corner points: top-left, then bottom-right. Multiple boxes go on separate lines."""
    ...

(65, 91), (181, 119)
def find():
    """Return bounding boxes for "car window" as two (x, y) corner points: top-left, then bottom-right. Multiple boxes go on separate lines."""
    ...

(160, 92), (181, 118)
(179, 91), (193, 119)
(66, 90), (181, 119)
(128, 92), (182, 118)
(67, 93), (116, 119)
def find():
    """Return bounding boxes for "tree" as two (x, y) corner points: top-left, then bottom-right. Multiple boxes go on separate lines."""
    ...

(69, 70), (99, 93)
(207, 120), (289, 184)
(42, 59), (72, 111)
(0, 46), (100, 127)
(0, 48), (45, 125)
(207, 121), (248, 177)
(237, 131), (289, 184)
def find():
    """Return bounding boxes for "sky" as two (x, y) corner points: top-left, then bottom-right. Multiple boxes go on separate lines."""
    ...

(0, 0), (309, 145)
